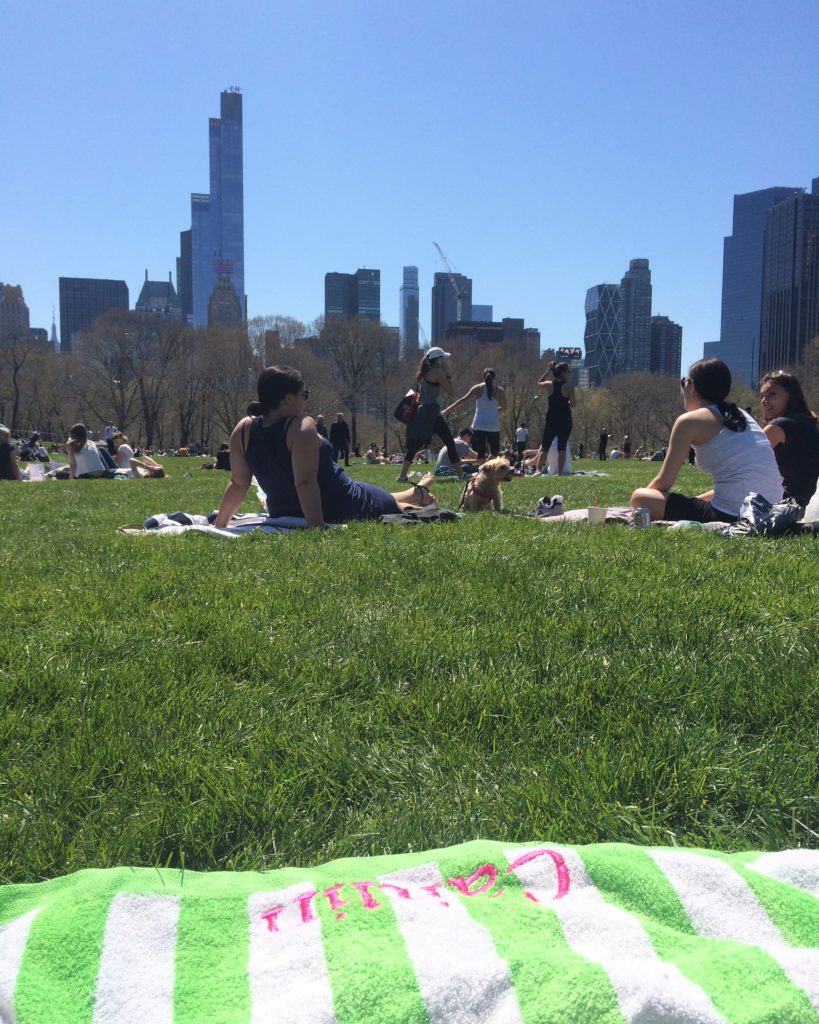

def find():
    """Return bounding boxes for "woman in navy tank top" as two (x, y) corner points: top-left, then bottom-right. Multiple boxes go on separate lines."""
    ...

(214, 366), (436, 528)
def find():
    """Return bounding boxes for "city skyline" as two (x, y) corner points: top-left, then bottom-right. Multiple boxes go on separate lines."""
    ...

(3, 2), (818, 374)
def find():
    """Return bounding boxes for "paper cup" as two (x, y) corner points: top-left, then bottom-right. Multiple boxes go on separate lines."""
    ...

(587, 506), (607, 525)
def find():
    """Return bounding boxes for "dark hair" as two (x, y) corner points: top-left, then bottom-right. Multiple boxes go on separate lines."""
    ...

(248, 365), (303, 415)
(554, 362), (570, 380)
(483, 367), (496, 400)
(67, 423), (88, 453)
(759, 371), (817, 421)
(687, 358), (746, 432)
(458, 427), (473, 439)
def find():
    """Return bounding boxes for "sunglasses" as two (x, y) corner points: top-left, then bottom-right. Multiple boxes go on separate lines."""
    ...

(680, 377), (689, 390)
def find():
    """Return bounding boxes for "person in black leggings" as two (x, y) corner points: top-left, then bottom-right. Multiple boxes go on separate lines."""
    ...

(534, 362), (575, 475)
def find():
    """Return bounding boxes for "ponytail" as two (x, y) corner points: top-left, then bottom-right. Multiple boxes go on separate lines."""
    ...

(483, 367), (496, 400)
(416, 355), (432, 382)
(714, 400), (747, 433)
(688, 358), (746, 432)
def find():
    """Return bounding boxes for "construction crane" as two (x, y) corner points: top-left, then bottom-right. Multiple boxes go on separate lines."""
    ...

(433, 241), (467, 322)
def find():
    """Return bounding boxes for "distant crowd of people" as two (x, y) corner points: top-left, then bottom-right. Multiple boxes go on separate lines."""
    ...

(4, 356), (818, 532)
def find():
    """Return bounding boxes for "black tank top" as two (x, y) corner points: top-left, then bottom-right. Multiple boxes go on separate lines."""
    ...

(546, 380), (571, 421)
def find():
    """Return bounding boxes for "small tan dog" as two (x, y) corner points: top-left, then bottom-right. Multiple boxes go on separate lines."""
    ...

(459, 457), (514, 511)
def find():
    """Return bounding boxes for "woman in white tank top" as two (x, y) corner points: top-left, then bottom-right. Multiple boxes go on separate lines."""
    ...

(630, 358), (782, 523)
(442, 368), (505, 462)
(67, 423), (106, 479)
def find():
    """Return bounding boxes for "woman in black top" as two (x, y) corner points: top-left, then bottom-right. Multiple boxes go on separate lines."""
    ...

(533, 362), (575, 475)
(0, 427), (22, 481)
(759, 371), (819, 507)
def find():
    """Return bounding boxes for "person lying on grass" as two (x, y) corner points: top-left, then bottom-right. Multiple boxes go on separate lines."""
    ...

(759, 370), (819, 508)
(128, 453), (167, 478)
(214, 365), (437, 529)
(630, 357), (782, 524)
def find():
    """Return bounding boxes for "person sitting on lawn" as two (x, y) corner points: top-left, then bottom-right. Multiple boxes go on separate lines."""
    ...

(0, 426), (23, 481)
(112, 431), (134, 470)
(66, 424), (107, 479)
(436, 427), (478, 475)
(201, 443), (231, 471)
(759, 370), (819, 508)
(630, 358), (782, 523)
(366, 443), (387, 464)
(214, 365), (437, 529)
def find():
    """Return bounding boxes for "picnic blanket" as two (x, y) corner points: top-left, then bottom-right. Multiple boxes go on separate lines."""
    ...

(119, 512), (318, 537)
(1, 839), (817, 1023)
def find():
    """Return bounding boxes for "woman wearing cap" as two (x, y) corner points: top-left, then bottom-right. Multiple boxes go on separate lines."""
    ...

(396, 348), (462, 482)
(630, 358), (782, 523)
(759, 370), (819, 507)
(441, 368), (506, 465)
(215, 365), (436, 529)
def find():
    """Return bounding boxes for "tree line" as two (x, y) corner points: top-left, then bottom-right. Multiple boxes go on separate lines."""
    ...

(2, 310), (816, 454)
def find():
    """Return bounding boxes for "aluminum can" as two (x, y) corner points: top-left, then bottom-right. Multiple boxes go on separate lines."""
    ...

(633, 507), (651, 529)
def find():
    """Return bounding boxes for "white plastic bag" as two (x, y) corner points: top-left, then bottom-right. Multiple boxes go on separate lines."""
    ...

(800, 480), (819, 525)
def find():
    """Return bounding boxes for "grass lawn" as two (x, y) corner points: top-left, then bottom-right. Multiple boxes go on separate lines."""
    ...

(1, 458), (817, 883)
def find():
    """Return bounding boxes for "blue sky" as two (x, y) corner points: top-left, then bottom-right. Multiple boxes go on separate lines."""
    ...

(3, 0), (817, 370)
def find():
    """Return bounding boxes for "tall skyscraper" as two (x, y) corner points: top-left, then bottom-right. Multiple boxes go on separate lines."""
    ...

(759, 178), (819, 374)
(355, 269), (380, 320)
(620, 259), (652, 373)
(182, 89), (245, 329)
(58, 277), (129, 354)
(0, 284), (30, 345)
(650, 315), (683, 376)
(324, 269), (381, 321)
(431, 271), (472, 345)
(583, 284), (622, 386)
(718, 186), (797, 385)
(399, 266), (420, 358)
(177, 229), (192, 322)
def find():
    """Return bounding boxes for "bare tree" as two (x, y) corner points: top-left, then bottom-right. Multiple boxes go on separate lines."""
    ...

(0, 331), (37, 432)
(320, 315), (379, 450)
(247, 315), (309, 360)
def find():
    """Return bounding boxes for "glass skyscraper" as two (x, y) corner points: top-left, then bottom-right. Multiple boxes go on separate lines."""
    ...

(431, 272), (472, 345)
(58, 277), (129, 354)
(324, 269), (381, 321)
(760, 179), (819, 374)
(620, 259), (652, 373)
(185, 89), (245, 328)
(584, 284), (622, 386)
(399, 266), (420, 359)
(718, 186), (797, 385)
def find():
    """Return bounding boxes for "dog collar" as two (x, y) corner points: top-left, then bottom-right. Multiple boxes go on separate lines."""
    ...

(468, 480), (495, 501)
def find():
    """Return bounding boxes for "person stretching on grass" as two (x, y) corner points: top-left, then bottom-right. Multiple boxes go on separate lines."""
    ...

(630, 358), (782, 523)
(215, 365), (436, 529)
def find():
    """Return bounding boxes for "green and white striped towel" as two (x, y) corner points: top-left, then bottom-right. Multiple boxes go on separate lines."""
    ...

(1, 840), (817, 1023)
